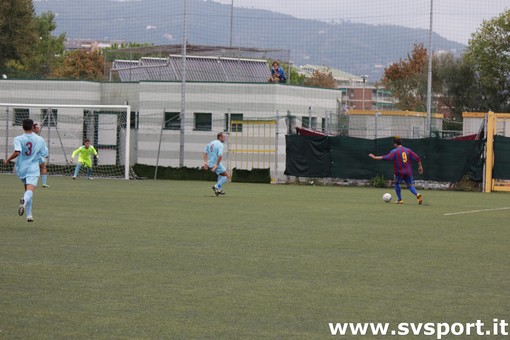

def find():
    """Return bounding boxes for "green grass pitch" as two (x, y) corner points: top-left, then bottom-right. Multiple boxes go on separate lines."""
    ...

(1, 174), (509, 339)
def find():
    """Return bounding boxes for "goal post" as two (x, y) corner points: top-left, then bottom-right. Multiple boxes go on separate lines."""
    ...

(484, 111), (510, 192)
(0, 103), (132, 180)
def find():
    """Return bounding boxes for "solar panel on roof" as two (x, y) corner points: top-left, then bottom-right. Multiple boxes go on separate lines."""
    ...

(113, 56), (269, 83)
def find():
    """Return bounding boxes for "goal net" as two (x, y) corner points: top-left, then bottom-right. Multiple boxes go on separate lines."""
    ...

(0, 103), (132, 180)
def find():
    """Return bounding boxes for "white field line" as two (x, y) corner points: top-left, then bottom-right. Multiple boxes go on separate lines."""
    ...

(444, 207), (510, 216)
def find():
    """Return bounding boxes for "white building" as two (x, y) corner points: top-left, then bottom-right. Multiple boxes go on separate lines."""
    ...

(0, 78), (341, 180)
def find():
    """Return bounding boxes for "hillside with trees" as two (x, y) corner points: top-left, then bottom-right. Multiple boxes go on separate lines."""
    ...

(32, 0), (465, 81)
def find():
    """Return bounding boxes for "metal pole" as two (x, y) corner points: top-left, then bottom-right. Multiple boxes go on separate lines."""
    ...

(325, 110), (329, 134)
(104, 50), (107, 81)
(47, 108), (52, 162)
(5, 106), (10, 159)
(124, 106), (131, 180)
(229, 0), (234, 48)
(155, 111), (165, 180)
(226, 108), (231, 170)
(287, 51), (291, 84)
(273, 110), (279, 182)
(375, 112), (381, 139)
(179, 0), (188, 167)
(426, 0), (434, 137)
(361, 75), (369, 111)
(362, 79), (365, 111)
(287, 110), (292, 135)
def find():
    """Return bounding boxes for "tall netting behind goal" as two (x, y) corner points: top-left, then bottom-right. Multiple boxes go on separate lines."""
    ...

(0, 103), (132, 180)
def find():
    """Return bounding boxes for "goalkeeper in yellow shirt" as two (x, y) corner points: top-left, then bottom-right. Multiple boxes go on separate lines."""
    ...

(71, 139), (99, 180)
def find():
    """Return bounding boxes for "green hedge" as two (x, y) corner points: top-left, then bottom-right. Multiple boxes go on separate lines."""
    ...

(0, 162), (76, 176)
(232, 168), (271, 183)
(132, 164), (216, 181)
(132, 164), (271, 183)
(0, 161), (271, 183)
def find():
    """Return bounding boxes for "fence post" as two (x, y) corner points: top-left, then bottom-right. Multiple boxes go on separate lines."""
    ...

(274, 110), (279, 181)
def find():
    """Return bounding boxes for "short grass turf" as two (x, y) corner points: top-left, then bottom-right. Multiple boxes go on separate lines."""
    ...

(0, 174), (509, 339)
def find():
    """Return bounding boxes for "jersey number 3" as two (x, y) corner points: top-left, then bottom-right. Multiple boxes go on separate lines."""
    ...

(24, 142), (33, 156)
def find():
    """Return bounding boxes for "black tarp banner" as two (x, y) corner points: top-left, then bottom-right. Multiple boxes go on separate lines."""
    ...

(286, 135), (486, 182)
(285, 135), (331, 177)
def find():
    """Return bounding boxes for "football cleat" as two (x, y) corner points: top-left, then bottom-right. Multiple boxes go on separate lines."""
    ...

(42, 184), (50, 188)
(417, 193), (422, 205)
(212, 185), (221, 196)
(395, 200), (404, 204)
(18, 199), (25, 216)
(27, 216), (34, 222)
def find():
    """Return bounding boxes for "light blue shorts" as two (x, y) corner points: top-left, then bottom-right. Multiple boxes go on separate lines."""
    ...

(22, 176), (39, 187)
(214, 163), (227, 175)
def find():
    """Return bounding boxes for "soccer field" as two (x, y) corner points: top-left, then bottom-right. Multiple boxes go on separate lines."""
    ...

(1, 174), (509, 339)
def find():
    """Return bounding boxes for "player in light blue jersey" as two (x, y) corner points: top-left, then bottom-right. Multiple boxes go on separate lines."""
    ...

(4, 119), (49, 222)
(203, 132), (230, 196)
(33, 123), (50, 187)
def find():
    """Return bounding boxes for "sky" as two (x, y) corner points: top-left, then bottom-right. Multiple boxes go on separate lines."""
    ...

(210, 0), (510, 45)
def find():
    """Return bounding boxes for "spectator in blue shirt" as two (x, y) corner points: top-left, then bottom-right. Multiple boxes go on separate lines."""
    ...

(268, 61), (287, 83)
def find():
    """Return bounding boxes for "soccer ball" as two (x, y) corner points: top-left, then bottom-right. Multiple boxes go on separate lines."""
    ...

(382, 193), (392, 202)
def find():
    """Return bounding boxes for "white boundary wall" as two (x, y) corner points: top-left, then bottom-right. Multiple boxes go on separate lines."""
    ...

(0, 80), (340, 180)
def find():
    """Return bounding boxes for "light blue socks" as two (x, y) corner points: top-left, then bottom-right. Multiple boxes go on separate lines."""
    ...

(217, 175), (228, 190)
(24, 190), (33, 217)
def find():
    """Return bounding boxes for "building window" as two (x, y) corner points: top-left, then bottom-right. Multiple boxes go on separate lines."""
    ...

(225, 113), (243, 132)
(194, 112), (212, 131)
(302, 116), (317, 129)
(42, 109), (58, 127)
(13, 108), (29, 126)
(164, 112), (181, 130)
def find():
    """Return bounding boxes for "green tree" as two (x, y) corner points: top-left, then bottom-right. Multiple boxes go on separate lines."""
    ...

(51, 50), (105, 81)
(381, 43), (429, 111)
(104, 42), (155, 62)
(25, 12), (66, 77)
(434, 53), (487, 120)
(0, 0), (38, 69)
(465, 9), (510, 111)
(288, 66), (306, 85)
(304, 69), (336, 88)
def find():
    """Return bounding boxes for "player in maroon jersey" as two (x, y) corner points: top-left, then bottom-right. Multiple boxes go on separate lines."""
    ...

(369, 137), (423, 205)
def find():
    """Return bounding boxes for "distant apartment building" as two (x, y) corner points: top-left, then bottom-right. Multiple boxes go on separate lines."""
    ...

(298, 65), (396, 111)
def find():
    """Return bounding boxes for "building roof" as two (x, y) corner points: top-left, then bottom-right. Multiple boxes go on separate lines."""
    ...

(112, 55), (271, 82)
